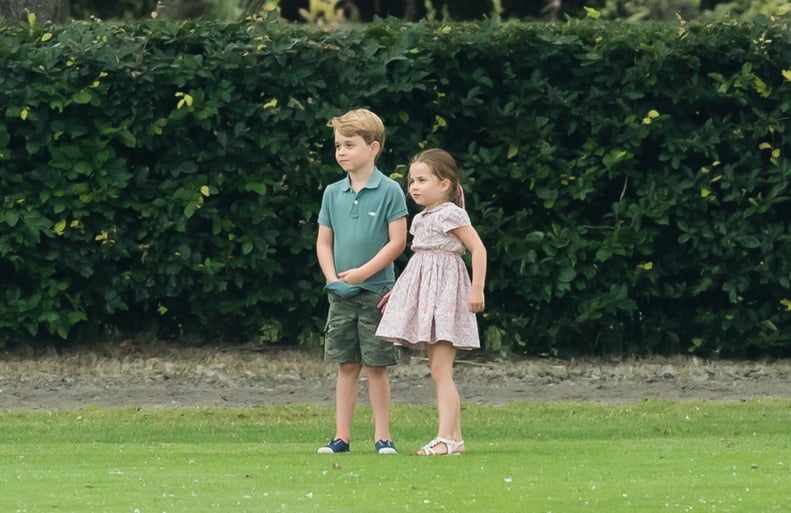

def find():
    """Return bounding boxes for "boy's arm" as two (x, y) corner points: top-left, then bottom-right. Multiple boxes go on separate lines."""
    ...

(316, 224), (339, 282)
(338, 216), (407, 285)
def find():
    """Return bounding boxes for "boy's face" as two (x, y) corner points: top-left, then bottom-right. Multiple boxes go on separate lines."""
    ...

(334, 131), (379, 174)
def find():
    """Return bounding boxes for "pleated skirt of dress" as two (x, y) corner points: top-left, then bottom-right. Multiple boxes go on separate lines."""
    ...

(376, 250), (480, 349)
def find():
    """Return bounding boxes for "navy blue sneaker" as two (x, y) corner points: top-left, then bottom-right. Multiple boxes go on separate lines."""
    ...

(318, 438), (350, 454)
(374, 439), (398, 454)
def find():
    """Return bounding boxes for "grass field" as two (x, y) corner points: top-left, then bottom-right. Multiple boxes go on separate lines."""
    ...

(1, 400), (789, 512)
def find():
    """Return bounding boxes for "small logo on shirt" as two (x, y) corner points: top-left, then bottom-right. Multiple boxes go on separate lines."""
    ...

(368, 211), (377, 216)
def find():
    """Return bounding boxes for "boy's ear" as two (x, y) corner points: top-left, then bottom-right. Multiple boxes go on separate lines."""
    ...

(369, 140), (381, 157)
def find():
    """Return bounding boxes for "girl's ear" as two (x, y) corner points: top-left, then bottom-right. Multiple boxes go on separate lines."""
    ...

(439, 178), (452, 193)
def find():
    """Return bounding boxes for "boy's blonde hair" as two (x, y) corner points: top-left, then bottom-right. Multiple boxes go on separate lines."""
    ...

(331, 109), (386, 158)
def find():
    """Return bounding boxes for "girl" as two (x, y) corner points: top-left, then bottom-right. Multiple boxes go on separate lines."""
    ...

(376, 148), (487, 456)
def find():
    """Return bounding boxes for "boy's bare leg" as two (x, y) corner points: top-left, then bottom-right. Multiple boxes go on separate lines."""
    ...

(365, 365), (393, 442)
(334, 362), (362, 442)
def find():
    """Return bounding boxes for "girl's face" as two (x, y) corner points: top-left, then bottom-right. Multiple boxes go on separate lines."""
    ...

(334, 131), (378, 175)
(408, 162), (450, 210)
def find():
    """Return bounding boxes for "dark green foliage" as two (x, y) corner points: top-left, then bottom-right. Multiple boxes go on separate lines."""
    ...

(1, 13), (790, 356)
(70, 0), (159, 21)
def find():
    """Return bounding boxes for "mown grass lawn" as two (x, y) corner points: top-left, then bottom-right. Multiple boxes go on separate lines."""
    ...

(1, 400), (789, 512)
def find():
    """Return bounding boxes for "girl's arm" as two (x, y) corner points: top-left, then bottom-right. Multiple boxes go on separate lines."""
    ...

(338, 216), (408, 284)
(451, 224), (487, 313)
(376, 290), (392, 313)
(316, 224), (338, 282)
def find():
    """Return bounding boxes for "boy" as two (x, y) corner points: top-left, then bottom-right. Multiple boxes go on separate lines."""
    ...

(316, 109), (408, 454)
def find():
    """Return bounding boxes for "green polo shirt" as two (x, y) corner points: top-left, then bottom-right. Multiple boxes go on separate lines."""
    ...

(318, 169), (408, 294)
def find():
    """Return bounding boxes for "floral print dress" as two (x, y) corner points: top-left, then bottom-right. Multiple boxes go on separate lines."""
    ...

(376, 202), (480, 349)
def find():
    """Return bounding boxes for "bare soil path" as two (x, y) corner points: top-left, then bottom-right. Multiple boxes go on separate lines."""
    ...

(3, 341), (791, 410)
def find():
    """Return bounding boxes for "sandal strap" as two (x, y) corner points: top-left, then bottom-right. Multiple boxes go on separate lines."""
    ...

(419, 437), (464, 456)
(420, 438), (441, 455)
(435, 437), (464, 455)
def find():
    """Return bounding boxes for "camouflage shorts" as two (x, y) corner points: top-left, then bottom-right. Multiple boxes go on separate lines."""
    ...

(323, 291), (397, 367)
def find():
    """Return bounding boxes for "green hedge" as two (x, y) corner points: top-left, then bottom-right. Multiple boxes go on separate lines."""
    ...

(1, 12), (791, 356)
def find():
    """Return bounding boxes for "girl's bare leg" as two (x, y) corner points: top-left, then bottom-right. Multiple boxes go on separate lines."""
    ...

(418, 341), (464, 454)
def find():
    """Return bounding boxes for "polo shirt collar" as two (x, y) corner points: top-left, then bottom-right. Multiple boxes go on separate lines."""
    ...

(343, 168), (383, 191)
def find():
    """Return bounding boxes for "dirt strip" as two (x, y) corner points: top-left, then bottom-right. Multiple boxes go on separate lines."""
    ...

(2, 343), (791, 410)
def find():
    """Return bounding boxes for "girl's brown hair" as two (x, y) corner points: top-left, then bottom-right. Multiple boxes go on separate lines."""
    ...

(411, 148), (465, 208)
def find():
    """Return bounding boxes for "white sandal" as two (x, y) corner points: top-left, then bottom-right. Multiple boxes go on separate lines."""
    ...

(417, 437), (464, 456)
